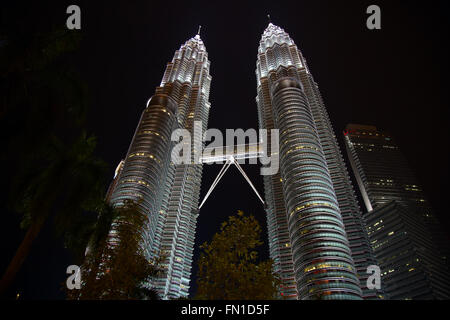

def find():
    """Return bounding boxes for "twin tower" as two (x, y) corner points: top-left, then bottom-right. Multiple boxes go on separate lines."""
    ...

(106, 23), (380, 300)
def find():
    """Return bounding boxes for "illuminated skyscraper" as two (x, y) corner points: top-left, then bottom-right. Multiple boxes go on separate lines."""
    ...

(105, 23), (382, 301)
(344, 124), (450, 299)
(107, 30), (211, 299)
(256, 23), (376, 299)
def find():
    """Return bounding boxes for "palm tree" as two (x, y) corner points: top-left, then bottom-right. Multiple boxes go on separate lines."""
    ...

(0, 133), (108, 295)
(0, 11), (106, 296)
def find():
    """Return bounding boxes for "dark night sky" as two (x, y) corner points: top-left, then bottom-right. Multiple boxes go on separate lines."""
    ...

(1, 0), (449, 299)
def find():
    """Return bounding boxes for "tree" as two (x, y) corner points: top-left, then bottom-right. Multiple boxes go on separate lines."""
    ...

(196, 210), (279, 300)
(69, 200), (160, 300)
(0, 133), (108, 295)
(0, 10), (107, 296)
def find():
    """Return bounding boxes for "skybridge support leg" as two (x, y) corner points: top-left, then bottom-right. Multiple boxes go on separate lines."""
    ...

(198, 159), (233, 210)
(233, 159), (265, 206)
(198, 156), (265, 210)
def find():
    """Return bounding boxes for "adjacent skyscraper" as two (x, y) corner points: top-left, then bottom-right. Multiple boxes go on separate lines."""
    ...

(107, 31), (211, 299)
(344, 124), (450, 299)
(255, 23), (378, 299)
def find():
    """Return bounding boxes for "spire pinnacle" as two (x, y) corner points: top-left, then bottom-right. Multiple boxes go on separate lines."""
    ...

(267, 14), (271, 23)
(197, 25), (202, 36)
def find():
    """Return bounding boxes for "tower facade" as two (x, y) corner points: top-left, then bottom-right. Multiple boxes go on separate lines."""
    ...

(108, 32), (211, 299)
(255, 23), (376, 300)
(344, 124), (450, 299)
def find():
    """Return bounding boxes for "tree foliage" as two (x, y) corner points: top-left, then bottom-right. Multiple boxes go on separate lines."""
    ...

(0, 11), (107, 296)
(196, 211), (279, 300)
(69, 200), (161, 300)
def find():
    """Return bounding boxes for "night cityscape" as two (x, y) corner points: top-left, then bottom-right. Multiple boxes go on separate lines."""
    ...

(1, 0), (449, 314)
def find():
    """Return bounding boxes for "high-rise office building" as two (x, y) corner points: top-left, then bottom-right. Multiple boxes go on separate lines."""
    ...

(255, 23), (377, 299)
(107, 31), (211, 299)
(344, 124), (450, 299)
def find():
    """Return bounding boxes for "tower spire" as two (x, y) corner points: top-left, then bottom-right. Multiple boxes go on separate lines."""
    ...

(267, 14), (271, 23)
(197, 25), (202, 36)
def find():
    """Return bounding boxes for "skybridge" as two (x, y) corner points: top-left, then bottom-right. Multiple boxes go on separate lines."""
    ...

(199, 143), (264, 164)
(198, 143), (265, 209)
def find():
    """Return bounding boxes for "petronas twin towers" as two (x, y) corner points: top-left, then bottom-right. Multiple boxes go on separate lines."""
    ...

(107, 23), (379, 300)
